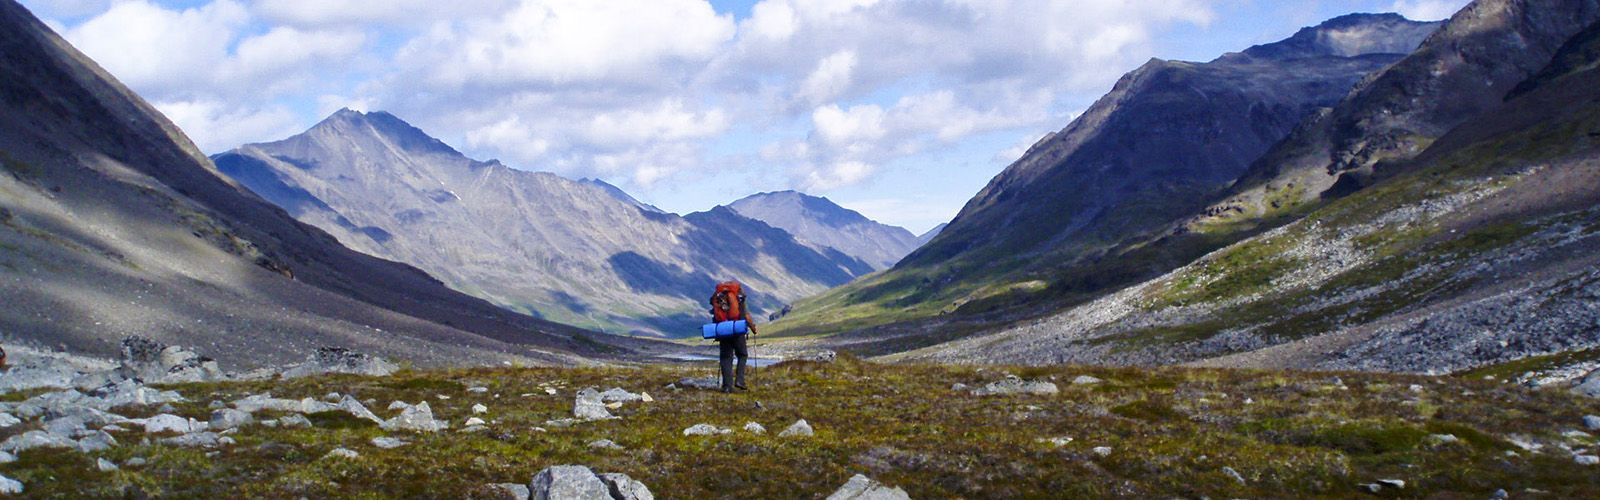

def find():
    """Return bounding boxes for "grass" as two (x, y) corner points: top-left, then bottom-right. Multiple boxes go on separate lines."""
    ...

(4, 360), (1600, 498)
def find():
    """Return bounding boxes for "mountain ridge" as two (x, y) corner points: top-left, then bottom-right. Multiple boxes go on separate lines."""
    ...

(727, 190), (920, 270)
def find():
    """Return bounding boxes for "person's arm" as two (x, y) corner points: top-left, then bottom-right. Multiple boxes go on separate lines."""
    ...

(742, 306), (758, 335)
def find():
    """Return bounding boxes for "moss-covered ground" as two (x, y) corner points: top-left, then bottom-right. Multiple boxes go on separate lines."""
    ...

(5, 358), (1600, 498)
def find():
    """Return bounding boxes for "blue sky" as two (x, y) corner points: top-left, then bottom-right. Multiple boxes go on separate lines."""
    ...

(22, 0), (1468, 234)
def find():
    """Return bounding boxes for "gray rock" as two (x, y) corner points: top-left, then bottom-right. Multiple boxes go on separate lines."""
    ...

(599, 472), (654, 500)
(324, 447), (360, 460)
(372, 437), (408, 449)
(529, 465), (611, 500)
(468, 386), (489, 394)
(231, 394), (305, 413)
(1093, 446), (1113, 457)
(489, 482), (531, 500)
(598, 388), (642, 403)
(159, 432), (221, 448)
(1584, 415), (1600, 431)
(96, 380), (184, 408)
(125, 457), (147, 466)
(779, 419), (814, 438)
(381, 401), (447, 432)
(683, 424), (730, 436)
(973, 377), (1059, 396)
(574, 389), (615, 421)
(282, 347), (398, 379)
(97, 457), (119, 471)
(743, 422), (766, 434)
(0, 474), (20, 495)
(465, 417), (486, 427)
(825, 474), (910, 500)
(337, 395), (384, 424)
(1071, 375), (1104, 385)
(588, 439), (624, 451)
(473, 404), (489, 414)
(950, 383), (969, 391)
(674, 377), (721, 390)
(1377, 479), (1405, 489)
(387, 401), (412, 411)
(799, 351), (837, 363)
(0, 452), (15, 464)
(43, 415), (87, 436)
(142, 414), (193, 434)
(209, 409), (254, 430)
(0, 364), (78, 393)
(1222, 466), (1246, 484)
(459, 425), (489, 433)
(76, 430), (117, 452)
(0, 430), (77, 453)
(279, 414), (312, 429)
(0, 413), (20, 428)
(1576, 455), (1600, 465)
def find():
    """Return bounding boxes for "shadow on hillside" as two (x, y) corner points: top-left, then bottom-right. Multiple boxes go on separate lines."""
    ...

(607, 251), (713, 300)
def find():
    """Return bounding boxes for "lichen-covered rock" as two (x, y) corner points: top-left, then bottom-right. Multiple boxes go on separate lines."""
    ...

(0, 474), (21, 495)
(825, 474), (910, 500)
(574, 389), (615, 421)
(337, 395), (383, 424)
(0, 413), (18, 428)
(528, 465), (611, 500)
(598, 473), (654, 500)
(381, 401), (447, 432)
(76, 430), (117, 452)
(682, 424), (730, 436)
(973, 376), (1059, 396)
(488, 482), (531, 500)
(779, 419), (814, 438)
(743, 422), (766, 434)
(209, 409), (254, 430)
(0, 430), (76, 453)
(141, 414), (193, 434)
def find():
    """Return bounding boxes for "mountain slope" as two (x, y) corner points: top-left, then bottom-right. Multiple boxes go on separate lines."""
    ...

(770, 13), (1442, 339)
(214, 111), (871, 336)
(0, 0), (645, 368)
(728, 190), (920, 269)
(904, 26), (1600, 373)
(916, 223), (947, 246)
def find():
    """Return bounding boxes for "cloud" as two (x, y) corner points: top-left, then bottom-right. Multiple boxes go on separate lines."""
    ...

(153, 100), (301, 152)
(798, 50), (857, 105)
(61, 0), (247, 95)
(251, 0), (513, 27)
(1387, 0), (1468, 21)
(799, 160), (873, 191)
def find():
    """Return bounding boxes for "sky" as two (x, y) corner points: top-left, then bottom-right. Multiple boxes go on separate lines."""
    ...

(21, 0), (1469, 234)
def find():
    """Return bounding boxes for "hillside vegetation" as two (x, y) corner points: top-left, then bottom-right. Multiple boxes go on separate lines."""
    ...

(5, 358), (1600, 498)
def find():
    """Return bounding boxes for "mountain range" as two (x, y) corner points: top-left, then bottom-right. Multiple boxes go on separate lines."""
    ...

(213, 112), (912, 336)
(0, 0), (655, 368)
(775, 0), (1600, 378)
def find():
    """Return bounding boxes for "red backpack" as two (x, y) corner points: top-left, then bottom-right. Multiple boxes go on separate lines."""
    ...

(709, 281), (746, 322)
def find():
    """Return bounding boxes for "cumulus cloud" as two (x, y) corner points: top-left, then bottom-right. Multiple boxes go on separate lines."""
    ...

(251, 0), (513, 27)
(1388, 0), (1468, 21)
(62, 0), (247, 96)
(153, 100), (301, 152)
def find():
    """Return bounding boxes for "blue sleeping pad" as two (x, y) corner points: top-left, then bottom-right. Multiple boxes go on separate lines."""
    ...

(701, 320), (748, 339)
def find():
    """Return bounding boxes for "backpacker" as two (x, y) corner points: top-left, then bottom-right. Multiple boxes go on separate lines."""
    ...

(709, 281), (746, 323)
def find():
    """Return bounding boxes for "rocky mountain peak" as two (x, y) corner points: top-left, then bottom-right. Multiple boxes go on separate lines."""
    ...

(305, 108), (458, 157)
(1239, 12), (1441, 60)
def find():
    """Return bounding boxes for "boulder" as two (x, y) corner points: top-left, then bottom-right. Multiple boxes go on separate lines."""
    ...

(1071, 375), (1104, 385)
(97, 457), (119, 472)
(588, 439), (624, 451)
(0, 364), (77, 393)
(0, 474), (20, 495)
(574, 389), (615, 421)
(231, 394), (309, 413)
(466, 417), (487, 427)
(1571, 368), (1600, 398)
(209, 409), (254, 430)
(0, 413), (18, 428)
(799, 351), (838, 363)
(973, 376), (1059, 396)
(387, 401), (412, 411)
(598, 473), (654, 500)
(779, 419), (814, 438)
(337, 395), (384, 424)
(159, 432), (221, 448)
(1584, 415), (1600, 431)
(115, 337), (222, 384)
(1577, 455), (1600, 465)
(598, 388), (643, 403)
(282, 347), (398, 379)
(381, 402), (447, 432)
(76, 430), (117, 452)
(279, 414), (313, 429)
(672, 377), (721, 390)
(371, 437), (408, 449)
(825, 474), (910, 500)
(473, 404), (489, 414)
(324, 447), (360, 460)
(682, 424), (730, 436)
(0, 452), (14, 464)
(95, 380), (184, 408)
(1093, 446), (1113, 457)
(743, 422), (767, 434)
(0, 430), (76, 453)
(142, 414), (193, 434)
(529, 465), (611, 500)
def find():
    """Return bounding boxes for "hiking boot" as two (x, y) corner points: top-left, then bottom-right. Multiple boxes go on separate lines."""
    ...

(735, 383), (748, 391)
(719, 386), (734, 393)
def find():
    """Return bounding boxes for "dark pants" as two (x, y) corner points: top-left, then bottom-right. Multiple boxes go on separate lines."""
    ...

(718, 334), (748, 390)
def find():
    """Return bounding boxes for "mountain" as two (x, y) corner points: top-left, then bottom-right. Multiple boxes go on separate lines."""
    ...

(0, 0), (644, 368)
(727, 190), (920, 269)
(905, 13), (1600, 374)
(1202, 0), (1600, 227)
(214, 111), (871, 336)
(916, 223), (947, 246)
(770, 13), (1443, 339)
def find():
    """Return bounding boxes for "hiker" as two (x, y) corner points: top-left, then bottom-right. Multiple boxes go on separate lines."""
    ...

(0, 345), (6, 369)
(709, 280), (757, 393)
